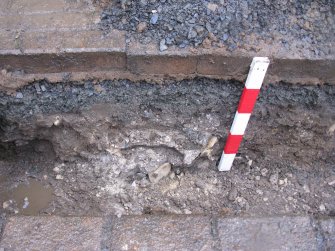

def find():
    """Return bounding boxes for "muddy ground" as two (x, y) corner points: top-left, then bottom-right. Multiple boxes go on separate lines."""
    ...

(100, 0), (334, 57)
(0, 78), (334, 218)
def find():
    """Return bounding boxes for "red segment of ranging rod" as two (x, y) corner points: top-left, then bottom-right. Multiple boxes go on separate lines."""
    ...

(218, 57), (270, 171)
(237, 88), (260, 113)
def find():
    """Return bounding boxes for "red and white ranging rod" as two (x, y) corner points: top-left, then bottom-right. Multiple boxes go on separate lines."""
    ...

(218, 57), (270, 171)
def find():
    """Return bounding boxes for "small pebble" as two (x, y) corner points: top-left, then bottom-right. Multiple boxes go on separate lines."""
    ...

(188, 29), (197, 39)
(159, 39), (168, 51)
(269, 173), (278, 185)
(23, 197), (29, 209)
(326, 176), (335, 186)
(34, 83), (41, 93)
(303, 184), (310, 193)
(150, 13), (159, 24)
(169, 172), (175, 179)
(56, 174), (64, 180)
(207, 3), (218, 12)
(222, 33), (229, 41)
(149, 163), (171, 183)
(53, 166), (61, 173)
(228, 187), (238, 201)
(3, 200), (11, 209)
(16, 92), (23, 99)
(261, 168), (268, 176)
(184, 209), (192, 214)
(256, 189), (263, 195)
(137, 22), (147, 33)
(319, 204), (326, 211)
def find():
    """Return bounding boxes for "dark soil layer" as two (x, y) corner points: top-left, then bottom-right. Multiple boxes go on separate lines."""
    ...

(100, 0), (334, 57)
(0, 78), (334, 217)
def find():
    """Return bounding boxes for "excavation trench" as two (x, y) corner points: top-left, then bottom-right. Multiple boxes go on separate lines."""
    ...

(0, 78), (334, 217)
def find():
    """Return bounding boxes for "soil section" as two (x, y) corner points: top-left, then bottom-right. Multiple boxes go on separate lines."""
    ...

(0, 78), (334, 217)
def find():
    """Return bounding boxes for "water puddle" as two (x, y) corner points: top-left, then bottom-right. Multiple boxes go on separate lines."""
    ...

(0, 178), (53, 215)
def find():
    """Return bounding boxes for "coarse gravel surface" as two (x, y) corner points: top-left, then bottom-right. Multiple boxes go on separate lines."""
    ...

(99, 0), (335, 58)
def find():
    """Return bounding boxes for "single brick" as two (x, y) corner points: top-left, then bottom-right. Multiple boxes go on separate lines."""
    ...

(197, 55), (250, 78)
(319, 218), (335, 250)
(128, 55), (197, 75)
(217, 216), (318, 251)
(107, 215), (215, 251)
(268, 58), (335, 84)
(0, 216), (104, 251)
(0, 51), (126, 74)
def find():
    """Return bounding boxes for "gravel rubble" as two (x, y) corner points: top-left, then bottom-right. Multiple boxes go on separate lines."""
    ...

(100, 0), (334, 58)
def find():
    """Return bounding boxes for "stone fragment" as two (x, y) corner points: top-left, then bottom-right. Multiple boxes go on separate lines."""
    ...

(303, 184), (310, 193)
(3, 200), (11, 209)
(159, 39), (168, 51)
(16, 92), (23, 99)
(261, 168), (268, 176)
(326, 176), (335, 186)
(53, 167), (61, 173)
(183, 150), (200, 165)
(34, 83), (41, 93)
(207, 3), (218, 12)
(150, 13), (159, 24)
(319, 204), (326, 211)
(222, 33), (229, 41)
(269, 173), (278, 185)
(201, 136), (218, 158)
(188, 29), (197, 39)
(137, 22), (147, 33)
(228, 187), (238, 201)
(23, 197), (29, 209)
(149, 163), (171, 183)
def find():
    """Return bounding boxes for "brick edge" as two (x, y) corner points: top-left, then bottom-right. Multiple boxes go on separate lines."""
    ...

(1, 47), (334, 92)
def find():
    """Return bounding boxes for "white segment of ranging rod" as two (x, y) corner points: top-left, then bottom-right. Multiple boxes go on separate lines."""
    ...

(218, 153), (236, 171)
(245, 57), (270, 89)
(230, 112), (251, 135)
(218, 57), (270, 171)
